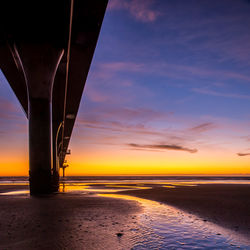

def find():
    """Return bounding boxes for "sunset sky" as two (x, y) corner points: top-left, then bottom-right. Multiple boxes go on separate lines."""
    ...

(1, 0), (250, 175)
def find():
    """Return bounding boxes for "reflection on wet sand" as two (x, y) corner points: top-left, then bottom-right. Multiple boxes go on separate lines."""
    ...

(162, 185), (176, 188)
(0, 190), (29, 195)
(0, 182), (28, 185)
(58, 181), (250, 248)
(0, 191), (142, 249)
(59, 182), (152, 193)
(1, 179), (250, 249)
(99, 193), (250, 249)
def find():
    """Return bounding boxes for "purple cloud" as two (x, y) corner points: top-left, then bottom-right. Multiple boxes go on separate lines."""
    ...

(237, 152), (250, 156)
(192, 88), (250, 100)
(108, 0), (161, 23)
(127, 143), (198, 153)
(93, 61), (250, 85)
(189, 122), (217, 133)
(0, 98), (23, 120)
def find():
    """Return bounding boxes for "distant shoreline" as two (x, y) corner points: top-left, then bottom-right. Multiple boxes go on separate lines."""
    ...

(1, 175), (250, 182)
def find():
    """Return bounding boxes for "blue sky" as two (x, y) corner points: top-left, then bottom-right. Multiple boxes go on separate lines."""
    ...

(1, 0), (250, 175)
(77, 0), (250, 147)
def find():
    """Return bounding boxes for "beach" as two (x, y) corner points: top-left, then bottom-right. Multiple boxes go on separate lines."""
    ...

(0, 180), (250, 249)
(0, 189), (142, 250)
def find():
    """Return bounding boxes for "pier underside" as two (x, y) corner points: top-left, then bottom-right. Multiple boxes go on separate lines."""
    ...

(0, 0), (108, 194)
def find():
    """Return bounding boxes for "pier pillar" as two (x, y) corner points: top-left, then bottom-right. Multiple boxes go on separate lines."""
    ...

(28, 97), (52, 194)
(14, 44), (64, 195)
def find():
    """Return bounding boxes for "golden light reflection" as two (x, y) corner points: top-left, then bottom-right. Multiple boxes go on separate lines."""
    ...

(0, 190), (29, 195)
(59, 183), (89, 192)
(59, 182), (153, 193)
(98, 193), (160, 208)
(105, 185), (149, 189)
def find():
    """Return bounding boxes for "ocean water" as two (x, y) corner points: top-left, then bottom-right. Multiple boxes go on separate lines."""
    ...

(1, 176), (250, 249)
(1, 175), (250, 184)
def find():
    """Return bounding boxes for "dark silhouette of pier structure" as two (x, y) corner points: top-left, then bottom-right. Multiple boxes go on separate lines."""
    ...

(61, 162), (69, 179)
(0, 0), (108, 194)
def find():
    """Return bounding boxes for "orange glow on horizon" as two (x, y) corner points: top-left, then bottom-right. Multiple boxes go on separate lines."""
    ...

(1, 145), (250, 176)
(0, 143), (250, 176)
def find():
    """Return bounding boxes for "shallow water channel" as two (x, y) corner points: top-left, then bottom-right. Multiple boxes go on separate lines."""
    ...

(101, 193), (250, 249)
(60, 181), (250, 249)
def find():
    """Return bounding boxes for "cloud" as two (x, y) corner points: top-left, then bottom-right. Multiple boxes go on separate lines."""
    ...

(237, 152), (250, 156)
(107, 1), (250, 67)
(93, 61), (250, 86)
(108, 0), (161, 23)
(127, 143), (198, 153)
(0, 98), (23, 120)
(192, 87), (250, 100)
(80, 106), (167, 123)
(151, 1), (250, 65)
(85, 88), (110, 103)
(77, 104), (225, 147)
(78, 118), (163, 137)
(99, 62), (144, 73)
(189, 122), (217, 133)
(241, 135), (250, 142)
(0, 97), (27, 137)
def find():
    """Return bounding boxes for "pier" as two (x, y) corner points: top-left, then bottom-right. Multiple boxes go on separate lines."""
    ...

(0, 0), (108, 194)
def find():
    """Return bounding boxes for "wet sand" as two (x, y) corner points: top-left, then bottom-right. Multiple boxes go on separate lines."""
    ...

(0, 184), (28, 193)
(0, 191), (142, 250)
(1, 183), (250, 248)
(120, 184), (250, 237)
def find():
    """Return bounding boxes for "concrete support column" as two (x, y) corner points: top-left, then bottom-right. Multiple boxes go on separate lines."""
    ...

(28, 97), (52, 194)
(14, 44), (64, 194)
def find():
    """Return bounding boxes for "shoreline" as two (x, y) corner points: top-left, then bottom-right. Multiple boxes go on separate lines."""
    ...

(119, 184), (250, 237)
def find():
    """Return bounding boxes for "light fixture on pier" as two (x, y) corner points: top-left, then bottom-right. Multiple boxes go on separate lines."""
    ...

(66, 114), (75, 119)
